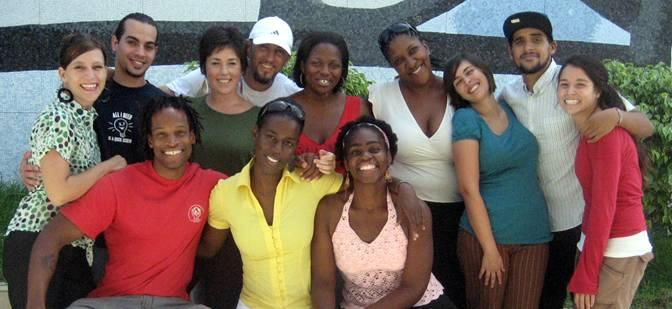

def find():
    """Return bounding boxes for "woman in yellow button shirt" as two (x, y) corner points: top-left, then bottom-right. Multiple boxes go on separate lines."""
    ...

(200, 98), (424, 309)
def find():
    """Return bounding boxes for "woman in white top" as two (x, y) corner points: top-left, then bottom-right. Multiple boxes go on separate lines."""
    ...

(366, 22), (465, 308)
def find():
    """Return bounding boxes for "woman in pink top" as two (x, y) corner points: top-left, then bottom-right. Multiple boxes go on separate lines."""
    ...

(311, 116), (454, 308)
(557, 55), (653, 309)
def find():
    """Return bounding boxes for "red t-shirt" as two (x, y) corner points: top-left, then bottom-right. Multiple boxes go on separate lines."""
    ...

(61, 161), (225, 300)
(568, 128), (647, 294)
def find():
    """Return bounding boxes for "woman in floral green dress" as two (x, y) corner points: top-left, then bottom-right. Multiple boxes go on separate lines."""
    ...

(3, 33), (127, 309)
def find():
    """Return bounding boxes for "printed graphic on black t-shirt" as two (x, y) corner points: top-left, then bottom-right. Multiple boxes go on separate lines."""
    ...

(106, 111), (134, 143)
(94, 80), (165, 164)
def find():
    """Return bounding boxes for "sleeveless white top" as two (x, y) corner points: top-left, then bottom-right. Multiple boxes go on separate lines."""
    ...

(369, 80), (460, 202)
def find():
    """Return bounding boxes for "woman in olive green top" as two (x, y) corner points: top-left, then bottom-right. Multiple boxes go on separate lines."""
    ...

(189, 26), (259, 308)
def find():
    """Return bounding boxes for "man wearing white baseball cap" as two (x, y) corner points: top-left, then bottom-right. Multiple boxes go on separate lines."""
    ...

(162, 16), (301, 106)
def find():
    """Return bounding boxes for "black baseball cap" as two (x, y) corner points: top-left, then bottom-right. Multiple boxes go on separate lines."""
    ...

(503, 11), (553, 44)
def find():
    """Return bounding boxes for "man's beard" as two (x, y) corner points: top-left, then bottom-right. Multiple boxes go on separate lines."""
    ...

(517, 58), (549, 75)
(252, 70), (274, 85)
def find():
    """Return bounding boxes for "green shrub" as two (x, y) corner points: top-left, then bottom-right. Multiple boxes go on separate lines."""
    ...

(605, 60), (672, 233)
(183, 51), (373, 97)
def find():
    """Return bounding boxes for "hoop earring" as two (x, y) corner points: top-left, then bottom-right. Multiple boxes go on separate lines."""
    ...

(57, 88), (73, 103)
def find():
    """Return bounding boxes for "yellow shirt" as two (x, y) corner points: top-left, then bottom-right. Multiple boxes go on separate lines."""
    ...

(209, 161), (342, 309)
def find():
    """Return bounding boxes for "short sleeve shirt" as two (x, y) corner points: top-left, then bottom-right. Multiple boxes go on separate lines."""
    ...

(452, 103), (551, 244)
(191, 96), (259, 175)
(209, 161), (342, 309)
(7, 98), (99, 253)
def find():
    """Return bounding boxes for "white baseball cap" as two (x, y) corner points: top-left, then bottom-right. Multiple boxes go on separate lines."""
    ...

(249, 16), (293, 55)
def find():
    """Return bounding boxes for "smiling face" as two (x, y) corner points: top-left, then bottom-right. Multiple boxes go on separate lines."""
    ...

(253, 114), (301, 174)
(451, 60), (491, 104)
(508, 28), (556, 75)
(112, 19), (158, 81)
(148, 107), (195, 179)
(58, 49), (107, 107)
(205, 46), (243, 96)
(247, 43), (290, 85)
(557, 65), (600, 117)
(386, 34), (432, 85)
(344, 127), (391, 184)
(301, 42), (343, 96)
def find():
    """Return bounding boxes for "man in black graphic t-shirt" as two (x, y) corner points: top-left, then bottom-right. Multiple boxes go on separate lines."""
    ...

(93, 13), (165, 164)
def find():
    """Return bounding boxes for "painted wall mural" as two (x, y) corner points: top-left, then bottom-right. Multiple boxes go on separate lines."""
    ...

(0, 0), (670, 179)
(1, 0), (670, 73)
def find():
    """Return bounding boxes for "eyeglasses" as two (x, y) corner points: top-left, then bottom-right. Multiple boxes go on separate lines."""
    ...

(378, 22), (420, 48)
(258, 99), (305, 123)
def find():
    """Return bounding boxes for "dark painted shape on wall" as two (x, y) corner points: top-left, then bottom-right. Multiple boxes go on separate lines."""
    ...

(0, 0), (669, 74)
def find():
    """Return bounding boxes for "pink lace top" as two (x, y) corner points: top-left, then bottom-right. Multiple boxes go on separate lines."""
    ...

(332, 193), (444, 308)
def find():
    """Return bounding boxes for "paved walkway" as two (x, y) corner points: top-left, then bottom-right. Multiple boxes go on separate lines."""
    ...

(0, 282), (9, 308)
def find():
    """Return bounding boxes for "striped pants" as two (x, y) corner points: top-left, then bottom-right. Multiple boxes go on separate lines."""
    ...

(457, 230), (548, 309)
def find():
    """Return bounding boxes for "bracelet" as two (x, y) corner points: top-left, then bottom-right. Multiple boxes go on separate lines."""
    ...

(616, 108), (624, 126)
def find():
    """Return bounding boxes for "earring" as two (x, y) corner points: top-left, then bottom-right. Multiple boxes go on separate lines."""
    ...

(385, 170), (393, 183)
(343, 171), (351, 198)
(57, 88), (73, 103)
(300, 73), (305, 86)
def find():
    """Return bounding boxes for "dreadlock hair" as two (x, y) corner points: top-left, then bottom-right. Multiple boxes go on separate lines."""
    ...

(139, 96), (202, 160)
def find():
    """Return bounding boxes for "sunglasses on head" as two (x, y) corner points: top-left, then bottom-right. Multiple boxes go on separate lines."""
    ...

(258, 99), (305, 122)
(378, 22), (419, 46)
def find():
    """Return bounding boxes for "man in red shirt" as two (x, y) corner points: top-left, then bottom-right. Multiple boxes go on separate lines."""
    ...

(26, 96), (225, 308)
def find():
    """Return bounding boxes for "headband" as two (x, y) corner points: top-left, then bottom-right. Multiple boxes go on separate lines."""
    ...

(343, 122), (390, 150)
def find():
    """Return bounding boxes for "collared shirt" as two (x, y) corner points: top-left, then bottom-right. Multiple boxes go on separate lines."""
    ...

(499, 60), (634, 232)
(7, 98), (99, 255)
(209, 161), (342, 309)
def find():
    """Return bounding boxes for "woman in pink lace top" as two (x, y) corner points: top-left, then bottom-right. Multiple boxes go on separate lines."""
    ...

(311, 116), (455, 308)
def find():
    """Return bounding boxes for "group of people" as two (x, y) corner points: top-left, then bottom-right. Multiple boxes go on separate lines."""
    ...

(5, 9), (654, 309)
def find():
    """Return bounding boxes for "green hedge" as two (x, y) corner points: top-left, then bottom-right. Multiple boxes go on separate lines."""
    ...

(605, 60), (672, 233)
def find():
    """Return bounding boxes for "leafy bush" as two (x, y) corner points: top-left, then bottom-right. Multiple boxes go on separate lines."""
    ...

(605, 60), (672, 233)
(183, 51), (373, 97)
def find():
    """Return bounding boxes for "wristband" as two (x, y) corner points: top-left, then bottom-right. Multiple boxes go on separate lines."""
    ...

(616, 108), (624, 126)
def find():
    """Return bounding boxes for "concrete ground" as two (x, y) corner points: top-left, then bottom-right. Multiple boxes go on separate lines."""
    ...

(0, 282), (9, 308)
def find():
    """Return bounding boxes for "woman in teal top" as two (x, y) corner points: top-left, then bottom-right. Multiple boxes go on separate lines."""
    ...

(444, 53), (551, 309)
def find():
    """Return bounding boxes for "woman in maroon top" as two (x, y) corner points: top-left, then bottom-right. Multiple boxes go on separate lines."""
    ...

(289, 31), (368, 176)
(557, 55), (653, 309)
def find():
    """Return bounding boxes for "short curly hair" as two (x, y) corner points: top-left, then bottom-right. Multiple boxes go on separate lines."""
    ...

(199, 26), (247, 75)
(335, 116), (398, 169)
